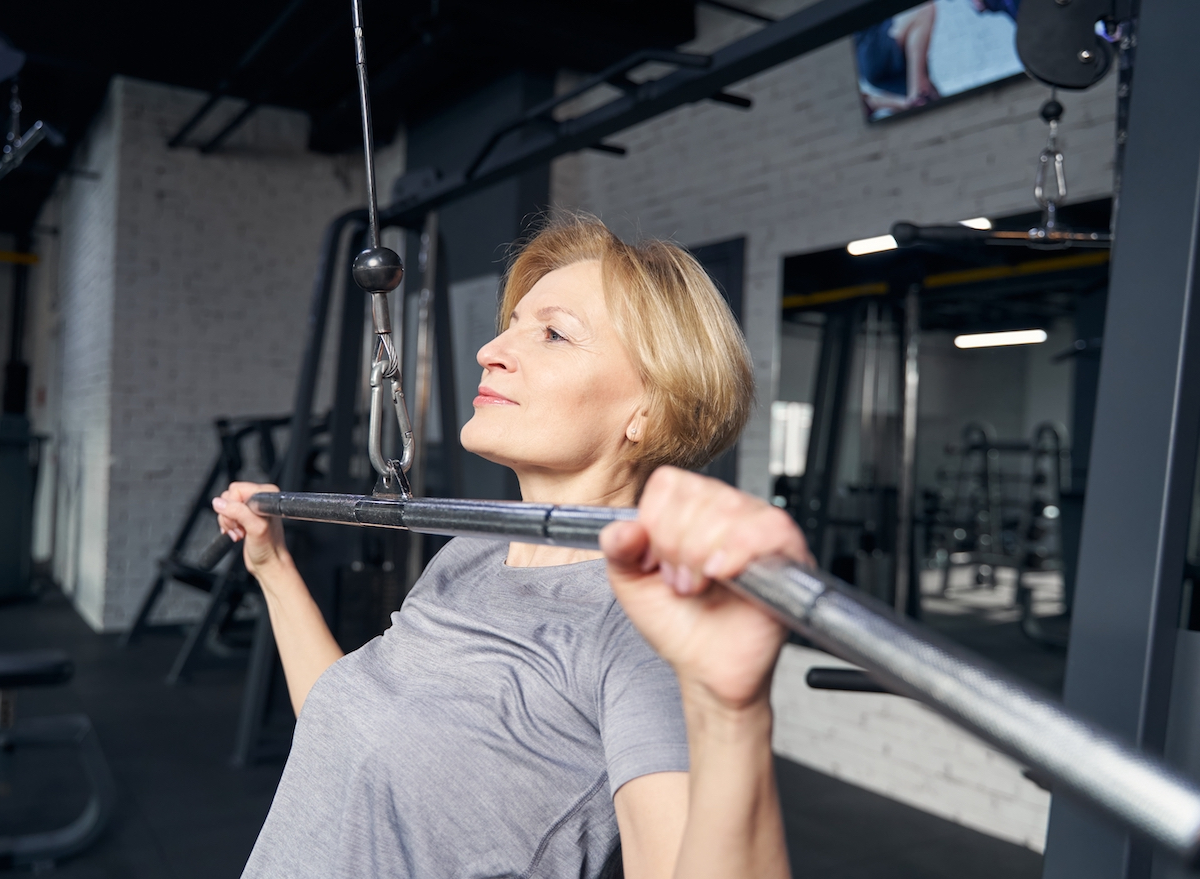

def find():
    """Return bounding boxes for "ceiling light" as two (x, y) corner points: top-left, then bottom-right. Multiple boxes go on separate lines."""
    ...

(847, 234), (897, 256)
(959, 217), (992, 230)
(954, 329), (1048, 349)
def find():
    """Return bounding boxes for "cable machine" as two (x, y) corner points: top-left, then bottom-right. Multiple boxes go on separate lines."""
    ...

(169, 0), (1200, 867)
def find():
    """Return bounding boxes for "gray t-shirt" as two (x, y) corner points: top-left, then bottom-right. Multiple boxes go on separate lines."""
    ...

(242, 537), (689, 879)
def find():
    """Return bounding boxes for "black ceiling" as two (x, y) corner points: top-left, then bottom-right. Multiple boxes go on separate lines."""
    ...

(1, 0), (698, 237)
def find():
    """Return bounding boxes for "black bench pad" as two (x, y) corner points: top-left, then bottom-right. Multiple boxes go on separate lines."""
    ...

(0, 650), (74, 689)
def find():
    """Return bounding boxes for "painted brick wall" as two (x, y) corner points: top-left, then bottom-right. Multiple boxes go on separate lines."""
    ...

(37, 77), (366, 631)
(50, 89), (121, 629)
(551, 0), (1114, 850)
(772, 645), (1051, 851)
(25, 199), (61, 565)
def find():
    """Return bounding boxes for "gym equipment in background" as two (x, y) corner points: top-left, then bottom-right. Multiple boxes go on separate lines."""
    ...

(0, 650), (115, 868)
(1, 82), (62, 182)
(891, 94), (1112, 251)
(926, 422), (1070, 647)
(121, 415), (292, 652)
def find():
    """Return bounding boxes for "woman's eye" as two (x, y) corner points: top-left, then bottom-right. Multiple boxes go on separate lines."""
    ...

(545, 327), (566, 342)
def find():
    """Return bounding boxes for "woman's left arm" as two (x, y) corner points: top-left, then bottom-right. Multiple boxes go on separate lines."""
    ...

(601, 466), (813, 879)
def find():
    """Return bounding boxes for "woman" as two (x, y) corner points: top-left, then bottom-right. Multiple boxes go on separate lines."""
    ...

(215, 215), (812, 878)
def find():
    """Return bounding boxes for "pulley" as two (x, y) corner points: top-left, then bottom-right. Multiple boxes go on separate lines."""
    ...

(1016, 0), (1121, 90)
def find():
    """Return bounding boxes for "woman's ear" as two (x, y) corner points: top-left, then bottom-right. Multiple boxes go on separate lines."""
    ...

(626, 408), (649, 444)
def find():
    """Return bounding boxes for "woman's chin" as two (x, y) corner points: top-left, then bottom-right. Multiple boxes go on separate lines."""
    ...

(460, 422), (514, 468)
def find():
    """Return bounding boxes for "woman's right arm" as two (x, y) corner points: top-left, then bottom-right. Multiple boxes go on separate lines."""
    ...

(214, 482), (344, 716)
(602, 467), (811, 879)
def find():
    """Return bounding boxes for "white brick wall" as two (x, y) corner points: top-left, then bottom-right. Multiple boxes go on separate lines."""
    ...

(51, 89), (121, 629)
(551, 0), (1109, 849)
(36, 77), (366, 631)
(772, 645), (1051, 850)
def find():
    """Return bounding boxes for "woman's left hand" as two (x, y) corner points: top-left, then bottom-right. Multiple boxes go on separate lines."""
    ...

(600, 466), (815, 713)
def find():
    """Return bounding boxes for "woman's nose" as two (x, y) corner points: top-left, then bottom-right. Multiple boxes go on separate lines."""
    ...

(476, 332), (515, 372)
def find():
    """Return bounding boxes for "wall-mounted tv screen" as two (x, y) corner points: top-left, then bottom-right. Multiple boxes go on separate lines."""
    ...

(853, 0), (1024, 122)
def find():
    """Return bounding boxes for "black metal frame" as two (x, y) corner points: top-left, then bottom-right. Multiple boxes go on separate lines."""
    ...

(1043, 4), (1200, 877)
(381, 0), (921, 227)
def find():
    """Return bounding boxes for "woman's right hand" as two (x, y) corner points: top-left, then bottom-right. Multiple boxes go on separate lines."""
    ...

(601, 467), (813, 715)
(212, 482), (291, 577)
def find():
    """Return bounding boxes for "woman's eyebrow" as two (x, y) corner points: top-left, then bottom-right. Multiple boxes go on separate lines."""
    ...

(535, 305), (585, 324)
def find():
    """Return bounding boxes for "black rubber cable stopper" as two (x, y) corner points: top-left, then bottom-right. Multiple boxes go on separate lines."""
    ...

(1040, 99), (1064, 124)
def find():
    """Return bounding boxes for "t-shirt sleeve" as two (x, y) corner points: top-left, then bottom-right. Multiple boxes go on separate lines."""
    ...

(595, 602), (690, 797)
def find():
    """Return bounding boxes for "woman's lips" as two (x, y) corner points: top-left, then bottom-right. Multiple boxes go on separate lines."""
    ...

(473, 386), (517, 407)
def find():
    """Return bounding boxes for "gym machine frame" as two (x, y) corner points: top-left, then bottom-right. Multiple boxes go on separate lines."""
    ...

(195, 0), (1200, 870)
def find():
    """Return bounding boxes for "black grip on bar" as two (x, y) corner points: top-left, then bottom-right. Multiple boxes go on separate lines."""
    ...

(195, 533), (237, 571)
(890, 221), (992, 246)
(805, 666), (891, 694)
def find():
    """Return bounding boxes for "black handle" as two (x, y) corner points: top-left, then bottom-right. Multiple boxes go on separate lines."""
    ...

(195, 532), (237, 571)
(890, 221), (992, 247)
(805, 666), (892, 694)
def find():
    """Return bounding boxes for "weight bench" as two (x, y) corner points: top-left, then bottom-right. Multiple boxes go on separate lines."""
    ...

(0, 650), (116, 869)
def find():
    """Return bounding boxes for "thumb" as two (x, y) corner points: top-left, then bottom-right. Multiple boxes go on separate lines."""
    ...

(599, 520), (652, 574)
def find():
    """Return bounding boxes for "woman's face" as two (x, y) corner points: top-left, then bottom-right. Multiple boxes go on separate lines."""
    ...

(460, 260), (645, 495)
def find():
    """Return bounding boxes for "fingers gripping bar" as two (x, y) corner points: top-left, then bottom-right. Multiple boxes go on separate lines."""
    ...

(199, 490), (1200, 865)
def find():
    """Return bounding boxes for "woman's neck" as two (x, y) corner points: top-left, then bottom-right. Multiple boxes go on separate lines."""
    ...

(505, 463), (640, 568)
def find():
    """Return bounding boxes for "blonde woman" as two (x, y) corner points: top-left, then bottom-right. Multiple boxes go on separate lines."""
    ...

(215, 215), (812, 879)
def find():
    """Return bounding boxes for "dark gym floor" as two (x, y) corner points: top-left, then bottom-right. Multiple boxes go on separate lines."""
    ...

(1, 587), (1043, 878)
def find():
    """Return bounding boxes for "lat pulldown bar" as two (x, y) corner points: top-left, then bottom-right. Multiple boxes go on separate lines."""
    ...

(197, 490), (1200, 868)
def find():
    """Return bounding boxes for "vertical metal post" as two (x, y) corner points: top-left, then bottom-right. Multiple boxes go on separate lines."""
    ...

(233, 211), (358, 766)
(432, 230), (463, 499)
(1042, 2), (1200, 876)
(409, 212), (439, 500)
(894, 284), (920, 615)
(406, 213), (438, 587)
(800, 306), (860, 569)
(860, 300), (879, 495)
(329, 227), (369, 490)
(3, 233), (31, 415)
(281, 212), (361, 491)
(232, 611), (276, 767)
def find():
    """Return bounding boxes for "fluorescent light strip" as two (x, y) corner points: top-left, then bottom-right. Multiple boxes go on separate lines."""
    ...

(847, 234), (897, 256)
(959, 217), (992, 230)
(954, 329), (1048, 349)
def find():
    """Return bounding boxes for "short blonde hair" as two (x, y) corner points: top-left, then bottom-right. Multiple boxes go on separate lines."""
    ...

(499, 213), (753, 479)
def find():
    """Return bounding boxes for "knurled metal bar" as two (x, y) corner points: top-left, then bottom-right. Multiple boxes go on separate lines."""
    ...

(213, 488), (1200, 867)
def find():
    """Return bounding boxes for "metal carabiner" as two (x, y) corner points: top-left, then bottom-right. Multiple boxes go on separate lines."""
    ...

(368, 351), (414, 498)
(1033, 108), (1068, 235)
(1034, 141), (1068, 210)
